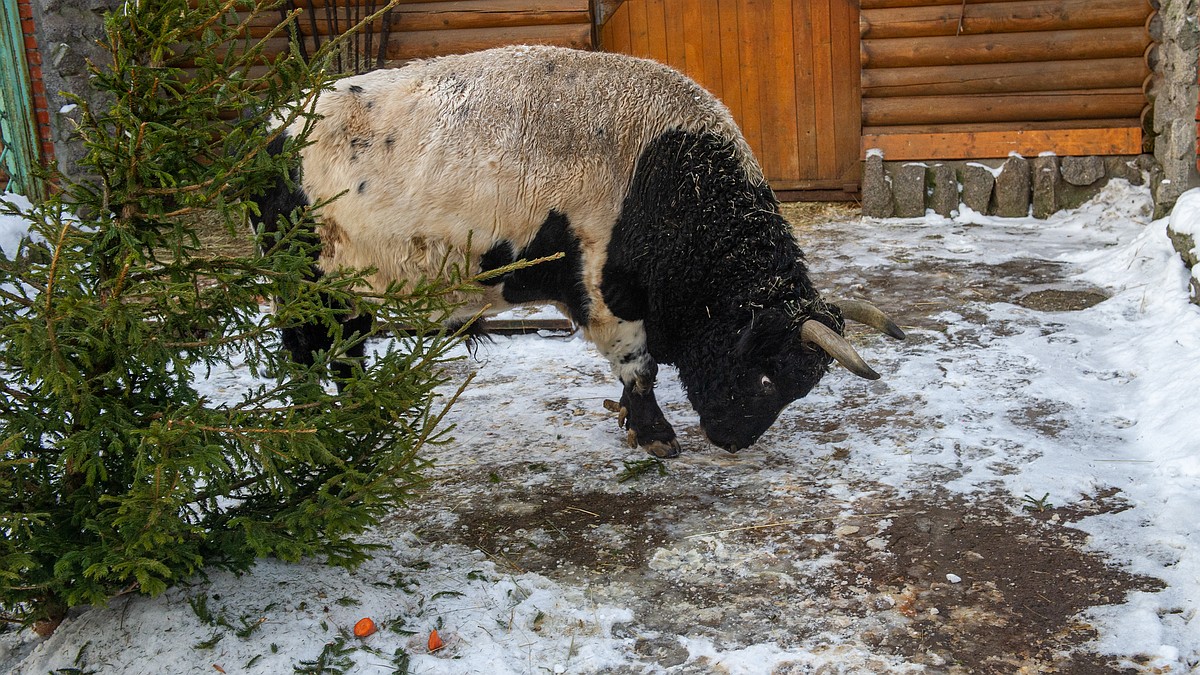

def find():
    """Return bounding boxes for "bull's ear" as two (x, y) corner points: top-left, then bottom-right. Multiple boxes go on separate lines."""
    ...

(736, 309), (792, 361)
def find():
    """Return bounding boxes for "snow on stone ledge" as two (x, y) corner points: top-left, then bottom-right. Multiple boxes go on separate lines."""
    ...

(1166, 187), (1200, 298)
(1168, 188), (1200, 241)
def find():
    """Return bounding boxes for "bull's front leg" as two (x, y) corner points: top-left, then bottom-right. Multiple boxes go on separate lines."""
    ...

(617, 360), (680, 458)
(593, 318), (681, 458)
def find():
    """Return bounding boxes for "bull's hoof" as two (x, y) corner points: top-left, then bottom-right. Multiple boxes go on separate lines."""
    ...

(643, 439), (681, 459)
(606, 398), (680, 458)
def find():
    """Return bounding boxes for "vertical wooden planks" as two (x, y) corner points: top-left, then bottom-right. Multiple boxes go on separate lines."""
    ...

(791, 0), (818, 177)
(599, 0), (864, 189)
(601, 0), (631, 55)
(629, 0), (650, 56)
(716, 0), (744, 125)
(735, 0), (766, 167)
(698, 0), (725, 101)
(829, 0), (860, 180)
(663, 0), (688, 70)
(809, 0), (836, 177)
(762, 0), (799, 180)
(644, 0), (668, 64)
(680, 0), (704, 82)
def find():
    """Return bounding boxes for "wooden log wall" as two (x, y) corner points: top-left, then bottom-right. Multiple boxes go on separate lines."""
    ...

(861, 0), (1153, 160)
(250, 0), (591, 72)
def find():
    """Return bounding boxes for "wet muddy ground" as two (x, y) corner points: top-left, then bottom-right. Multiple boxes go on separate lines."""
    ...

(375, 202), (1165, 673)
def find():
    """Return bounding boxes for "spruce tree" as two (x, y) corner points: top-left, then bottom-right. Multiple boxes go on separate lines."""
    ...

(0, 0), (477, 632)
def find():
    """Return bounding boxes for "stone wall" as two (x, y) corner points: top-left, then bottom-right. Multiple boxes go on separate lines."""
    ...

(27, 0), (119, 179)
(1147, 0), (1200, 219)
(861, 154), (1154, 220)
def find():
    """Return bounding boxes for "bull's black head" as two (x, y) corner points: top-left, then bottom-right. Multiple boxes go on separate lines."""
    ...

(683, 301), (903, 452)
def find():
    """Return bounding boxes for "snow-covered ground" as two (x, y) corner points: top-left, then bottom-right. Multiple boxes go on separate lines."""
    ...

(2, 182), (1199, 673)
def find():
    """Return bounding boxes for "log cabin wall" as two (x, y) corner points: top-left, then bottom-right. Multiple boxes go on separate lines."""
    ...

(254, 0), (592, 72)
(860, 0), (1154, 161)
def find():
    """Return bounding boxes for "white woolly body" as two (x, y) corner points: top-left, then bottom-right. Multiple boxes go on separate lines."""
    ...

(292, 45), (761, 379)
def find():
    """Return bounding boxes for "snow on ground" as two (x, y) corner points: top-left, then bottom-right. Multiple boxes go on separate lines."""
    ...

(2, 181), (1199, 673)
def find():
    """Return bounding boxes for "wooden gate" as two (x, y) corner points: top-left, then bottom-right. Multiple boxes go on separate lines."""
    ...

(599, 0), (861, 198)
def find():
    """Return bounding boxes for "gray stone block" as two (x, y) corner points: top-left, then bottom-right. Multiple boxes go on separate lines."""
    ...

(861, 153), (894, 218)
(1058, 182), (1109, 211)
(927, 164), (958, 218)
(1061, 156), (1106, 186)
(1152, 119), (1200, 218)
(992, 156), (1031, 217)
(892, 163), (928, 218)
(1031, 155), (1060, 219)
(961, 163), (995, 215)
(1168, 228), (1198, 268)
(1105, 156), (1147, 186)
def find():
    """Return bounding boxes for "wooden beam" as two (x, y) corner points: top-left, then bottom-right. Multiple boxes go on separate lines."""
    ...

(600, 0), (631, 53)
(862, 58), (1149, 97)
(861, 27), (1149, 69)
(862, 0), (1035, 8)
(247, 0), (589, 36)
(258, 22), (591, 61)
(380, 22), (592, 58)
(775, 188), (860, 202)
(862, 89), (1146, 126)
(861, 125), (1144, 160)
(771, 178), (859, 193)
(860, 0), (1147, 39)
(864, 118), (1147, 134)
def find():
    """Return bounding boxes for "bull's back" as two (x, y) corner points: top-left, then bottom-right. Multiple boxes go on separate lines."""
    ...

(294, 46), (759, 296)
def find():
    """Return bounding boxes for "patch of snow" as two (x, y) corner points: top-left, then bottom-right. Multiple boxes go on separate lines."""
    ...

(965, 161), (1003, 178)
(0, 193), (35, 260)
(1168, 187), (1200, 240)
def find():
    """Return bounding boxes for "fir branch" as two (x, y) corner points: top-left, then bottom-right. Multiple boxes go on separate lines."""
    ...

(156, 328), (271, 350)
(166, 419), (318, 435)
(41, 221), (74, 372)
(0, 285), (34, 308)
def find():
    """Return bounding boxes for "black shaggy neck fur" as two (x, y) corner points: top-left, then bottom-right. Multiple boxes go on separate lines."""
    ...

(601, 129), (840, 428)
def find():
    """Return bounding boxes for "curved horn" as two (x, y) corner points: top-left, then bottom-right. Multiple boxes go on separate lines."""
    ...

(834, 299), (906, 340)
(801, 320), (881, 380)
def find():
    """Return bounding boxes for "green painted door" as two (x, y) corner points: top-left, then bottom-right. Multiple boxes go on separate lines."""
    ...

(0, 0), (43, 199)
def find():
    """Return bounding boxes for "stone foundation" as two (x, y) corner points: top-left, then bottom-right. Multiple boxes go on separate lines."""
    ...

(861, 154), (1155, 219)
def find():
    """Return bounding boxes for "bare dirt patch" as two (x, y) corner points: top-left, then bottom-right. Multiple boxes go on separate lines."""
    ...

(406, 478), (1161, 673)
(848, 493), (1162, 673)
(1016, 289), (1109, 312)
(451, 488), (679, 575)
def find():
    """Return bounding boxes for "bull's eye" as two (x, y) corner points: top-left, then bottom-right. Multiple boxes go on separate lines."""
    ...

(759, 374), (776, 395)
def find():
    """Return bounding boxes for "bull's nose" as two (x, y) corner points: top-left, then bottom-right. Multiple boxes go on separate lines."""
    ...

(700, 423), (749, 453)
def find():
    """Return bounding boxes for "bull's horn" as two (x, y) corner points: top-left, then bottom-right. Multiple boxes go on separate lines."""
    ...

(834, 299), (906, 340)
(801, 320), (881, 380)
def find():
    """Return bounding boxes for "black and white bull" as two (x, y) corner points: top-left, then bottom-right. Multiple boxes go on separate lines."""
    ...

(251, 45), (904, 457)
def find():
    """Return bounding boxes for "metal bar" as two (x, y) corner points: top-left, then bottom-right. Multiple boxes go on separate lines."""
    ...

(382, 318), (578, 337)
